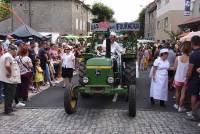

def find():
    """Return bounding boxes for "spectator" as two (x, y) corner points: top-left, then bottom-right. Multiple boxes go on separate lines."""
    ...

(38, 42), (53, 86)
(49, 43), (60, 80)
(0, 41), (4, 103)
(186, 36), (200, 120)
(167, 43), (176, 90)
(15, 46), (33, 103)
(34, 58), (44, 92)
(0, 45), (21, 115)
(61, 46), (75, 88)
(154, 45), (162, 60)
(2, 35), (14, 52)
(28, 41), (37, 92)
(173, 41), (191, 112)
(150, 48), (170, 107)
(15, 40), (25, 55)
(143, 47), (149, 71)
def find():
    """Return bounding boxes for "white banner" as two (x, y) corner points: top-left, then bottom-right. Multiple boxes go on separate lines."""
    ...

(184, 0), (191, 16)
(91, 22), (140, 32)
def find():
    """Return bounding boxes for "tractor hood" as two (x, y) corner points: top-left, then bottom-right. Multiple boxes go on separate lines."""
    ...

(85, 57), (113, 86)
(87, 57), (112, 67)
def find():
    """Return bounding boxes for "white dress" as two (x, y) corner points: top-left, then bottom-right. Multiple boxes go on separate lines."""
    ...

(150, 57), (170, 101)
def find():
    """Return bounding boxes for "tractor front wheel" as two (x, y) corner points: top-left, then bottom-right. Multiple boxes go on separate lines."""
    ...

(64, 86), (78, 114)
(128, 85), (136, 117)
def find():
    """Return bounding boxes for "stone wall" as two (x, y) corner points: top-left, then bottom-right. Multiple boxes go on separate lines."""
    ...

(11, 0), (90, 35)
(0, 18), (12, 34)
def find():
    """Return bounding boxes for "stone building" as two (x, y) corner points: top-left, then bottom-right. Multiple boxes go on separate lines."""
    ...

(11, 0), (93, 35)
(179, 0), (200, 31)
(144, 1), (157, 40)
(155, 0), (190, 41)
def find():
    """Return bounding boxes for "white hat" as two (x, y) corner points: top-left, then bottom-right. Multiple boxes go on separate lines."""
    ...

(159, 48), (168, 55)
(110, 32), (117, 37)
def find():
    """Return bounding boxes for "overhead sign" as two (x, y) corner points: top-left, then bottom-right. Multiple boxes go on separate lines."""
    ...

(184, 0), (191, 16)
(91, 22), (140, 32)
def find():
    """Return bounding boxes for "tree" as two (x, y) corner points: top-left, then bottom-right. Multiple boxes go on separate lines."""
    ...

(164, 29), (179, 42)
(91, 2), (115, 23)
(0, 0), (10, 21)
(136, 8), (146, 38)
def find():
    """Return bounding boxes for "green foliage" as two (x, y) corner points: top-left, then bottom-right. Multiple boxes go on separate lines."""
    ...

(164, 29), (178, 42)
(136, 8), (146, 38)
(0, 0), (10, 21)
(91, 2), (115, 23)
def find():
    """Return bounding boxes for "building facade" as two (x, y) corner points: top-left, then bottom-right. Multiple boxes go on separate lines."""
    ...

(144, 1), (157, 40)
(11, 0), (92, 35)
(179, 0), (200, 31)
(155, 0), (189, 41)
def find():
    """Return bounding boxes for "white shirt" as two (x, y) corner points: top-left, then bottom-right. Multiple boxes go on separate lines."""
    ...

(174, 56), (189, 82)
(0, 53), (21, 84)
(62, 53), (75, 68)
(103, 40), (124, 55)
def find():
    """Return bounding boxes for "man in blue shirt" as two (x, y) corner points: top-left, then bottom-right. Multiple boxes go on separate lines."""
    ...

(187, 36), (200, 115)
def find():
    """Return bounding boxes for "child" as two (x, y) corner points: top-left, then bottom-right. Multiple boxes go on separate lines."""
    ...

(35, 58), (44, 92)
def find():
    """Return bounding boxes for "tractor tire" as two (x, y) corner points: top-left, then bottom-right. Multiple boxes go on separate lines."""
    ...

(79, 61), (86, 85)
(64, 86), (78, 114)
(80, 93), (91, 98)
(129, 85), (136, 117)
(125, 61), (136, 85)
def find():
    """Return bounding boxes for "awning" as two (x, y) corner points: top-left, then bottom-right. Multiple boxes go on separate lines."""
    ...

(179, 17), (200, 26)
(12, 25), (44, 39)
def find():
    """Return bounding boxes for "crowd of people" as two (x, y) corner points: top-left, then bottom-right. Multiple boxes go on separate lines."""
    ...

(139, 36), (200, 122)
(0, 35), (86, 115)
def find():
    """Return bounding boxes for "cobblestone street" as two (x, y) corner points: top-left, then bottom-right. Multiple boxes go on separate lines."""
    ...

(0, 108), (199, 134)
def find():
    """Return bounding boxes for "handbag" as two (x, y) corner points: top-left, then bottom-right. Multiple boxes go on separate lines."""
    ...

(19, 57), (32, 78)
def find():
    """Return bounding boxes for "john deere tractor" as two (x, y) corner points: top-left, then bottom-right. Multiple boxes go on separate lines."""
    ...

(64, 22), (139, 117)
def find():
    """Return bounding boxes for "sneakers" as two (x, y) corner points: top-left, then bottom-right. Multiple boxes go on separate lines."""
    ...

(15, 102), (25, 108)
(173, 104), (179, 110)
(187, 111), (193, 117)
(178, 107), (186, 112)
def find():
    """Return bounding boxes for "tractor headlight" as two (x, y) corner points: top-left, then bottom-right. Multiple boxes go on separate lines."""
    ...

(107, 77), (114, 84)
(83, 77), (89, 84)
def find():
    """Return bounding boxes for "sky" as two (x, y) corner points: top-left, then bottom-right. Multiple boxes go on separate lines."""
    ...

(84, 0), (154, 22)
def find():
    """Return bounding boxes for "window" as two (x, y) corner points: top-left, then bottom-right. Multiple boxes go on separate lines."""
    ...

(76, 18), (79, 30)
(199, 4), (200, 12)
(164, 17), (168, 28)
(83, 21), (86, 31)
(157, 21), (160, 30)
(157, 0), (161, 9)
(80, 20), (82, 30)
(77, 5), (79, 11)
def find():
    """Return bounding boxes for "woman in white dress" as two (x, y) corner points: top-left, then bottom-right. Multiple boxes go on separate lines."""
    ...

(150, 48), (170, 107)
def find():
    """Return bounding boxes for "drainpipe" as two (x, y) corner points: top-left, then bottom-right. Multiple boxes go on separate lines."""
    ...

(11, 0), (14, 31)
(28, 0), (32, 27)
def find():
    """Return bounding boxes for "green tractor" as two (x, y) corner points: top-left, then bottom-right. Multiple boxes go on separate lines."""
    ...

(64, 22), (139, 117)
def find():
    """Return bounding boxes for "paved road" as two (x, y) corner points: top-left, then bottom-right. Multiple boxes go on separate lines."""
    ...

(0, 71), (199, 133)
(25, 71), (176, 112)
(0, 109), (199, 134)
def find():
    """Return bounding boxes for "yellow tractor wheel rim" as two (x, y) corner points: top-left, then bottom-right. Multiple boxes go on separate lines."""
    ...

(70, 100), (76, 109)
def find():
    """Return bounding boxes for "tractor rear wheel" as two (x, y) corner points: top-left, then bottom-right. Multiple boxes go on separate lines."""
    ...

(64, 86), (78, 114)
(79, 60), (86, 85)
(128, 85), (136, 117)
(125, 61), (136, 85)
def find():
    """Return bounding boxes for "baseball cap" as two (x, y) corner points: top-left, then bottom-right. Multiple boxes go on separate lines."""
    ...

(15, 40), (24, 46)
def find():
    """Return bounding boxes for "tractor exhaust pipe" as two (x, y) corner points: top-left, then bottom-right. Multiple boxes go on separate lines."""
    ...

(105, 29), (111, 58)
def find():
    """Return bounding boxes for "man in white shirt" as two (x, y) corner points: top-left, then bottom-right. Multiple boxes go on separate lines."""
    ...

(103, 32), (125, 55)
(0, 45), (21, 115)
